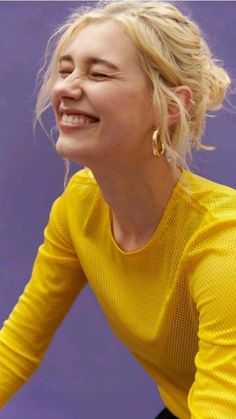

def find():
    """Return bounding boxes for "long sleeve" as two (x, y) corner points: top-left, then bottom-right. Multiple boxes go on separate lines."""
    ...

(0, 191), (86, 408)
(187, 222), (236, 418)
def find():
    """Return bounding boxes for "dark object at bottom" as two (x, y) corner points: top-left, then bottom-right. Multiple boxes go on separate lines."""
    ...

(154, 407), (178, 418)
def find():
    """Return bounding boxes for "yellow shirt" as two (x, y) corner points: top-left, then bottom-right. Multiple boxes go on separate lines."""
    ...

(0, 168), (236, 418)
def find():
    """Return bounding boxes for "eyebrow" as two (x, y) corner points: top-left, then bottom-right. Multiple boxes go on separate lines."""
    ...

(59, 55), (119, 71)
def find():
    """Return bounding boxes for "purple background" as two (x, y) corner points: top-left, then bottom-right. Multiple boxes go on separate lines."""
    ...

(0, 2), (235, 418)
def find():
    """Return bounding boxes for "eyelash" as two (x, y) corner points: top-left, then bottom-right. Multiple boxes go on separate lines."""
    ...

(58, 70), (70, 76)
(90, 72), (109, 78)
(58, 70), (109, 79)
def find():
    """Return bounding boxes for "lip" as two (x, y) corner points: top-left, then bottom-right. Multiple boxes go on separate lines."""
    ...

(59, 120), (99, 130)
(58, 107), (100, 130)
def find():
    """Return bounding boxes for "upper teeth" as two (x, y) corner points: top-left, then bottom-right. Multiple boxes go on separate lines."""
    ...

(61, 113), (95, 125)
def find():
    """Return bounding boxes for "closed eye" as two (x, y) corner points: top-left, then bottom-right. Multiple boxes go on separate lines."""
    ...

(59, 69), (72, 78)
(89, 72), (110, 79)
(58, 70), (110, 80)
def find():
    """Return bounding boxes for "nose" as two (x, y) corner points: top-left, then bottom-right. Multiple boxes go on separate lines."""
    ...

(53, 73), (84, 102)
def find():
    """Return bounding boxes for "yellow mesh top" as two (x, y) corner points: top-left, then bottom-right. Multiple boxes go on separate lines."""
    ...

(0, 168), (236, 417)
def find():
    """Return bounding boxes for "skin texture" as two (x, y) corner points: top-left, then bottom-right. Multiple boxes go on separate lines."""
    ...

(52, 21), (160, 167)
(52, 21), (191, 251)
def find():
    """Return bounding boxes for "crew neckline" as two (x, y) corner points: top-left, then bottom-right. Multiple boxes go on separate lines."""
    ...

(107, 171), (187, 255)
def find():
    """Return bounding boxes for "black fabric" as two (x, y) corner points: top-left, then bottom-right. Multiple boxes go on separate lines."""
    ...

(154, 407), (178, 418)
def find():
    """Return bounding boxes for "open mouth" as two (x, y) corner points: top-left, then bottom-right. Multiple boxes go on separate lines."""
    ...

(61, 113), (100, 126)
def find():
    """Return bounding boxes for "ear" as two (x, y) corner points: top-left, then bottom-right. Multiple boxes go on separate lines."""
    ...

(168, 86), (193, 127)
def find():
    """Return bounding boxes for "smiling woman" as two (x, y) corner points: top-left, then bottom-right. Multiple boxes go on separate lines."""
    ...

(1, 2), (236, 419)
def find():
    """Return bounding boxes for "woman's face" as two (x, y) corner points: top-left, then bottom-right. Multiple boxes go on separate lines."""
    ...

(51, 20), (159, 168)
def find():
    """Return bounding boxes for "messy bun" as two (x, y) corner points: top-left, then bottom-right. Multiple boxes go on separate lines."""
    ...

(205, 60), (231, 111)
(186, 35), (231, 151)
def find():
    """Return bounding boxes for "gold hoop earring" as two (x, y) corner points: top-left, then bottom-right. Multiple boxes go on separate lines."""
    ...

(152, 129), (165, 157)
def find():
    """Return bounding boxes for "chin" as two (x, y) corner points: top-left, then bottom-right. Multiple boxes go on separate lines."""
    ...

(55, 135), (89, 166)
(55, 136), (70, 158)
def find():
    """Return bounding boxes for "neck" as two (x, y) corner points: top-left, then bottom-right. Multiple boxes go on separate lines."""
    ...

(89, 156), (178, 251)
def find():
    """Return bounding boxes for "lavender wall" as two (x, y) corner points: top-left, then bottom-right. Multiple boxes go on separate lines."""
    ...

(0, 2), (235, 419)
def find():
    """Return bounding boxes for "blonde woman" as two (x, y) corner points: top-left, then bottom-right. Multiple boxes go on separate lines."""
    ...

(0, 2), (235, 418)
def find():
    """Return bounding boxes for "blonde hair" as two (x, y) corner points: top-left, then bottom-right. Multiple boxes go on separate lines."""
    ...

(35, 1), (231, 186)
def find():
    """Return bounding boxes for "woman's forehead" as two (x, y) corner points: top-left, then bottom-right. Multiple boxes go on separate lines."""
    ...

(60, 21), (138, 65)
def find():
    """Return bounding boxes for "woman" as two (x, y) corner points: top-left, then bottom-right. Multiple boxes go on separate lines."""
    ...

(0, 1), (235, 417)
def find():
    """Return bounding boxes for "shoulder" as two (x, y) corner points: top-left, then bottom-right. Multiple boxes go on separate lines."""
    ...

(182, 170), (236, 222)
(181, 171), (236, 257)
(183, 172), (236, 264)
(48, 167), (100, 226)
(63, 167), (99, 207)
(177, 172), (236, 294)
(66, 167), (97, 190)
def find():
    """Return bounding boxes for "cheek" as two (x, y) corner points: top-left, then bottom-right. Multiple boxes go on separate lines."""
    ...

(96, 86), (135, 113)
(107, 87), (153, 122)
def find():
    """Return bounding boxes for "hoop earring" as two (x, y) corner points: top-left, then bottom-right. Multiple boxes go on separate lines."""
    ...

(152, 129), (165, 157)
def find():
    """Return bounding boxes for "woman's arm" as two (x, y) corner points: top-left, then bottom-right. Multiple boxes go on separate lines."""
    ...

(0, 189), (87, 408)
(188, 222), (236, 417)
